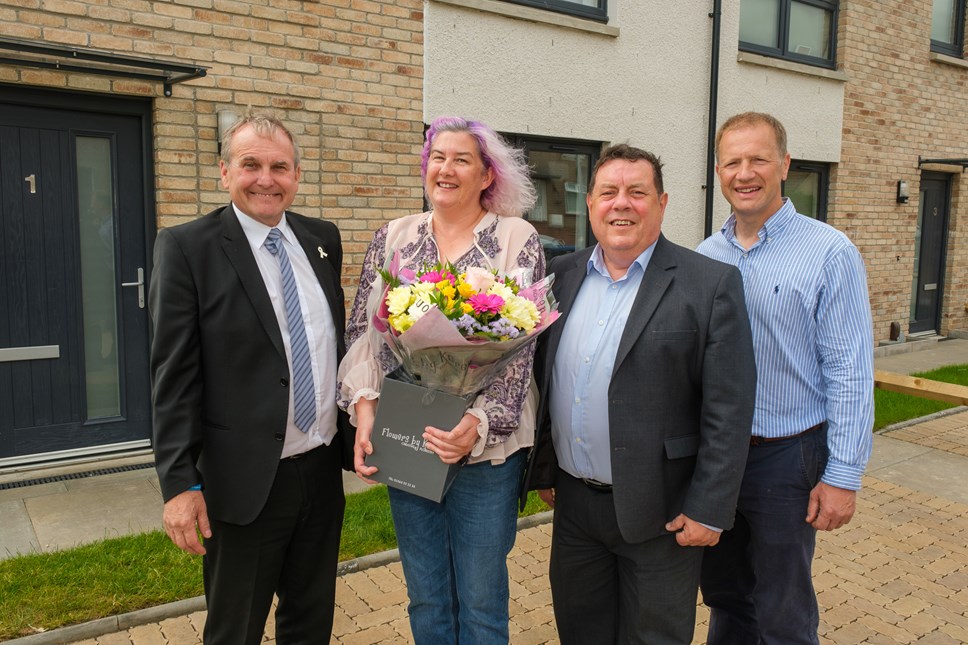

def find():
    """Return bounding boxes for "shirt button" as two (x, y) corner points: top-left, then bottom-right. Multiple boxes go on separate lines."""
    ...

(584, 357), (590, 363)
(273, 433), (284, 441)
(575, 397), (580, 404)
(598, 320), (604, 326)
(280, 377), (289, 387)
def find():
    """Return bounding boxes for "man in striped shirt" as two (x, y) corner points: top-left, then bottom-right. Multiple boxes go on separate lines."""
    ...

(696, 112), (874, 645)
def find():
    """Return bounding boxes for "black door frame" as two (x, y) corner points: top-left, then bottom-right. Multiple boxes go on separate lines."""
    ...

(0, 85), (156, 465)
(910, 171), (951, 335)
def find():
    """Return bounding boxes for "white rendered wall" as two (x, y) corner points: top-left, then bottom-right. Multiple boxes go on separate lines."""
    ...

(425, 0), (846, 247)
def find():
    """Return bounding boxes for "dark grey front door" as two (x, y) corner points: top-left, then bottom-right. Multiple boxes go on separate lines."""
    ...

(909, 173), (950, 334)
(0, 90), (153, 464)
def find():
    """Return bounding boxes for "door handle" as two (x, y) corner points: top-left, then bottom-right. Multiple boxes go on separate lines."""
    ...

(121, 267), (145, 308)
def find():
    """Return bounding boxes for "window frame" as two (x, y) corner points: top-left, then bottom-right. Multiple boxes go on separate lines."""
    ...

(499, 0), (608, 23)
(739, 0), (839, 70)
(930, 0), (966, 58)
(503, 133), (603, 257)
(784, 160), (829, 222)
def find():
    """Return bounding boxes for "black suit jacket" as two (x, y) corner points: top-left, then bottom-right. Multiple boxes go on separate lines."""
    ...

(525, 235), (757, 542)
(149, 205), (351, 526)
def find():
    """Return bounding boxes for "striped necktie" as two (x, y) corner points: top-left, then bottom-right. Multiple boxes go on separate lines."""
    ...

(265, 228), (316, 433)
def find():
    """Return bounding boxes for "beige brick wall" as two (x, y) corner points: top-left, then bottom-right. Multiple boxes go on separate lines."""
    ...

(836, 1), (968, 341)
(0, 0), (425, 304)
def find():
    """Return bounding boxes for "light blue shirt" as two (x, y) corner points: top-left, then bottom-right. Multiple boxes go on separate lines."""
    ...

(696, 198), (874, 490)
(550, 242), (656, 484)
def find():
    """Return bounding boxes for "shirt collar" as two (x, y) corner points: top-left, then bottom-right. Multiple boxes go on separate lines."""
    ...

(586, 239), (657, 281)
(719, 197), (797, 244)
(233, 204), (296, 249)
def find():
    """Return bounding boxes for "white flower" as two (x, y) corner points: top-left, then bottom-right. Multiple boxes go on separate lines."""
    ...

(386, 286), (414, 316)
(501, 295), (540, 331)
(464, 267), (496, 293)
(488, 282), (515, 301)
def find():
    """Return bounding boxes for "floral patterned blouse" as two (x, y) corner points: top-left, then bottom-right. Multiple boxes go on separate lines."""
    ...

(337, 210), (545, 464)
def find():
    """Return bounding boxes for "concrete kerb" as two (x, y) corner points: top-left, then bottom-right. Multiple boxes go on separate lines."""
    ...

(4, 511), (555, 645)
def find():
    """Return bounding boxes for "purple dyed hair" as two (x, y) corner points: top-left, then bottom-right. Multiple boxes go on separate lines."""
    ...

(421, 116), (537, 218)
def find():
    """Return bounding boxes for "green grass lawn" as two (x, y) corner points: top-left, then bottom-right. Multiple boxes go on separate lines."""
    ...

(0, 487), (551, 640)
(873, 364), (968, 430)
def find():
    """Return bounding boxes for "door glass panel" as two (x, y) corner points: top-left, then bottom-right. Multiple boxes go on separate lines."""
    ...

(789, 1), (831, 59)
(525, 151), (591, 263)
(75, 136), (120, 419)
(909, 193), (925, 324)
(740, 0), (780, 48)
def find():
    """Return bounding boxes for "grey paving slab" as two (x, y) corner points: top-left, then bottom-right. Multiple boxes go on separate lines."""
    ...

(875, 338), (968, 375)
(866, 442), (968, 506)
(867, 434), (934, 472)
(25, 477), (164, 552)
(0, 499), (40, 559)
(0, 481), (68, 504)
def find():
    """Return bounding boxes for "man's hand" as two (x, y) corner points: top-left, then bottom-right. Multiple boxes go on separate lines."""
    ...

(806, 482), (856, 531)
(423, 413), (480, 464)
(163, 490), (211, 555)
(665, 513), (721, 547)
(538, 488), (555, 509)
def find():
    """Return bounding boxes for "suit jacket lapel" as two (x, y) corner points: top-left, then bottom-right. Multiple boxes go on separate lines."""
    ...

(543, 248), (593, 380)
(613, 235), (675, 374)
(218, 206), (287, 360)
(288, 214), (346, 355)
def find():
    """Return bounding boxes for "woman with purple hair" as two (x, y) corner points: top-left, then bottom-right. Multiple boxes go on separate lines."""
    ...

(337, 116), (542, 643)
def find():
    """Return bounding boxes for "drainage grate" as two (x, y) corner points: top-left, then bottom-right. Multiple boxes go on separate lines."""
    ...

(0, 461), (155, 490)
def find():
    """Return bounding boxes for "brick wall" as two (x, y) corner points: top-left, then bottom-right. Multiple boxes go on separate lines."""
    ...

(0, 0), (425, 304)
(836, 0), (968, 341)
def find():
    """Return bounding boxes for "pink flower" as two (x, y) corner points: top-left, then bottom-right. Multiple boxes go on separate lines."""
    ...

(464, 266), (496, 293)
(420, 270), (455, 284)
(468, 293), (505, 314)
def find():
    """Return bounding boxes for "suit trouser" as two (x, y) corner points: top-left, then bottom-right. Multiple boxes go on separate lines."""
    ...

(202, 443), (345, 645)
(700, 426), (827, 645)
(549, 471), (703, 645)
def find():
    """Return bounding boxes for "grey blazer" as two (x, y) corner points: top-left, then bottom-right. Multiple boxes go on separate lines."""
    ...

(524, 234), (757, 542)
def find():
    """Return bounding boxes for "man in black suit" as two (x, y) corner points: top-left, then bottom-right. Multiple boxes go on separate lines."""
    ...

(525, 144), (757, 643)
(149, 113), (348, 644)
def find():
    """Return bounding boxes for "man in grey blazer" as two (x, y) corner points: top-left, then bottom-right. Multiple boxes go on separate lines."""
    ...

(150, 113), (350, 644)
(524, 144), (757, 644)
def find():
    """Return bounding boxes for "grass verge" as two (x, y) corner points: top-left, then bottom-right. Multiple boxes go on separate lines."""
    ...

(0, 487), (550, 640)
(873, 364), (968, 430)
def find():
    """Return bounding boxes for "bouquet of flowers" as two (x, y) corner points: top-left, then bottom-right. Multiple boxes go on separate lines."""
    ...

(371, 251), (560, 398)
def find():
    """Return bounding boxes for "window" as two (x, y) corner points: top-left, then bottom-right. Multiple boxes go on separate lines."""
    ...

(931, 0), (965, 57)
(739, 0), (838, 68)
(501, 0), (607, 23)
(784, 161), (829, 221)
(503, 135), (602, 263)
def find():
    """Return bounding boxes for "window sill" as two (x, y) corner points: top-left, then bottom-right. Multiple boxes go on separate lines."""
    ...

(930, 51), (968, 70)
(737, 51), (848, 82)
(431, 0), (619, 37)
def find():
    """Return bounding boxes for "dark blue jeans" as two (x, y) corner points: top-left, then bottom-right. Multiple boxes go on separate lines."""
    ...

(387, 450), (525, 645)
(700, 426), (828, 645)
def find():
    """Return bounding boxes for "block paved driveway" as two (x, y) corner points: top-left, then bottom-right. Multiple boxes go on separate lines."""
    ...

(67, 413), (968, 644)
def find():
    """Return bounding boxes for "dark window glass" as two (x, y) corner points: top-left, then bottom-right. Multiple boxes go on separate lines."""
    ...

(740, 0), (838, 68)
(503, 135), (602, 263)
(931, 0), (966, 57)
(500, 0), (607, 23)
(784, 161), (829, 221)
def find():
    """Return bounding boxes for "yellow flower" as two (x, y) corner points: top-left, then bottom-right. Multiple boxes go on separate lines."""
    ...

(386, 286), (414, 316)
(437, 280), (456, 300)
(461, 302), (474, 315)
(389, 312), (416, 333)
(457, 282), (476, 298)
(501, 295), (540, 331)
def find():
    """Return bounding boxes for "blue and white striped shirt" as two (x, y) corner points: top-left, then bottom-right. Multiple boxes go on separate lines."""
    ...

(696, 198), (874, 490)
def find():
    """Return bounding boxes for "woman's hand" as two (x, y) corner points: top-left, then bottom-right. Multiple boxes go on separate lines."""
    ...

(423, 412), (481, 464)
(353, 397), (380, 484)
